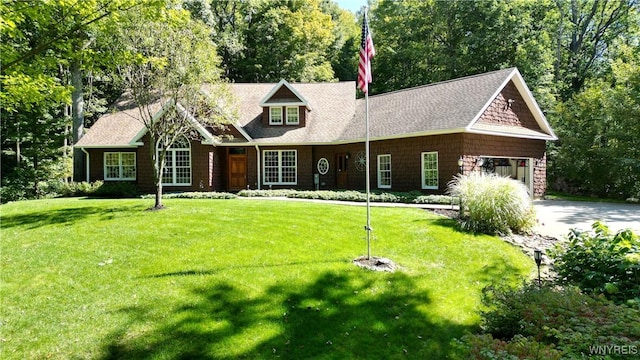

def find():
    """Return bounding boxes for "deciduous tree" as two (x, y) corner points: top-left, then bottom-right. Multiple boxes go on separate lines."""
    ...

(550, 43), (640, 198)
(114, 7), (236, 209)
(553, 0), (638, 100)
(233, 0), (337, 82)
(1, 0), (139, 192)
(370, 0), (556, 98)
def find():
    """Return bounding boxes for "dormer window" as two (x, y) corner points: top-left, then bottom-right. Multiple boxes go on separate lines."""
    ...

(286, 106), (299, 125)
(260, 80), (312, 128)
(269, 107), (283, 125)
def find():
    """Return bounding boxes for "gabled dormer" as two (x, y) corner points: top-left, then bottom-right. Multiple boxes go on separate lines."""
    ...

(259, 80), (311, 127)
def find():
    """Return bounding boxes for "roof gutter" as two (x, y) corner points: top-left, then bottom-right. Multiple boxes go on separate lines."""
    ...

(255, 144), (261, 190)
(80, 147), (90, 182)
(466, 128), (558, 141)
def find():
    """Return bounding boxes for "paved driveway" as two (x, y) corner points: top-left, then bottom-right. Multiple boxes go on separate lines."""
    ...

(534, 200), (640, 239)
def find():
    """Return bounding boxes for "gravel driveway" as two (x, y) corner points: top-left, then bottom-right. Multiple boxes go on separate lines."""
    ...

(534, 200), (640, 239)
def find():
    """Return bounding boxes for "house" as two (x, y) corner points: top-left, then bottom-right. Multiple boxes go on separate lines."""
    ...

(75, 67), (557, 198)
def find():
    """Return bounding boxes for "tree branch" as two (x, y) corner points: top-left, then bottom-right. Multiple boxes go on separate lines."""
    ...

(1, 1), (140, 73)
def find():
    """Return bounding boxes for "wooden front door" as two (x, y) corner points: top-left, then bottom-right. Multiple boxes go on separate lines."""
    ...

(336, 153), (348, 188)
(228, 150), (247, 190)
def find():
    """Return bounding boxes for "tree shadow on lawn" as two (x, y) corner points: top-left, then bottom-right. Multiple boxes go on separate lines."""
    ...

(144, 260), (347, 278)
(100, 271), (473, 359)
(0, 205), (145, 230)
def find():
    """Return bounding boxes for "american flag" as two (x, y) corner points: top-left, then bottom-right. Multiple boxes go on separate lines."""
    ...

(358, 13), (375, 94)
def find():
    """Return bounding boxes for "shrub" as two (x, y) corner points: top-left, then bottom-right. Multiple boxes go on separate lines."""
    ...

(238, 189), (412, 203)
(237, 189), (297, 197)
(414, 194), (458, 205)
(0, 184), (28, 203)
(287, 190), (366, 201)
(548, 221), (640, 304)
(76, 181), (102, 195)
(452, 333), (562, 360)
(237, 189), (458, 206)
(161, 192), (236, 199)
(40, 180), (104, 197)
(91, 182), (140, 198)
(2, 180), (105, 200)
(448, 173), (536, 234)
(457, 282), (640, 359)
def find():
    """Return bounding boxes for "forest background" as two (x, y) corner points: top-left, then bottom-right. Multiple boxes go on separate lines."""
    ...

(1, 0), (639, 202)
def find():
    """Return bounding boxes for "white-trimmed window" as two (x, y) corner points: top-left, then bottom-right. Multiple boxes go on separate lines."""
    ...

(269, 107), (283, 125)
(286, 106), (299, 125)
(104, 152), (136, 180)
(263, 150), (297, 185)
(158, 137), (191, 186)
(377, 154), (391, 188)
(421, 152), (439, 189)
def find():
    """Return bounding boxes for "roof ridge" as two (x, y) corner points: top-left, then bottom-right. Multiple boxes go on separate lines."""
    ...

(368, 67), (516, 99)
(228, 81), (356, 85)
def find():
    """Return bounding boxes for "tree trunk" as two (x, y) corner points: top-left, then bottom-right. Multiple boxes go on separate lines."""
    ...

(16, 139), (21, 164)
(151, 137), (165, 209)
(155, 181), (163, 209)
(554, 0), (564, 83)
(71, 59), (85, 182)
(33, 153), (39, 197)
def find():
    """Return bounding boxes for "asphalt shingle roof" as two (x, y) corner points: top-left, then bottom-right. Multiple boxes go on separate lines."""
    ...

(76, 67), (555, 148)
(75, 95), (157, 147)
(223, 82), (356, 144)
(341, 68), (516, 141)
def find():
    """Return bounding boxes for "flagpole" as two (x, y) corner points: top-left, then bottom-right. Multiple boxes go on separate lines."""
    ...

(359, 8), (375, 260)
(365, 90), (371, 260)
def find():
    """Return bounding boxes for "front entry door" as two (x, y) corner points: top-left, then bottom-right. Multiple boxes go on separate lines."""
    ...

(336, 153), (348, 188)
(228, 150), (247, 191)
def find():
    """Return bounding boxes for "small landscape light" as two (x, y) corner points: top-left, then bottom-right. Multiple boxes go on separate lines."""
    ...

(533, 249), (542, 286)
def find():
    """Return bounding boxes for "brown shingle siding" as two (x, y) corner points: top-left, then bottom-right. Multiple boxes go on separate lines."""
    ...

(477, 81), (542, 131)
(269, 86), (299, 102)
(79, 69), (554, 197)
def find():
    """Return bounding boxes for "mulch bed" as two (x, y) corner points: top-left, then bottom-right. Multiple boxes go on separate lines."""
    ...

(352, 256), (399, 272)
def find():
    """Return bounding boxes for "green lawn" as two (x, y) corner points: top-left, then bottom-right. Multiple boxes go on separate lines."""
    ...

(0, 198), (533, 359)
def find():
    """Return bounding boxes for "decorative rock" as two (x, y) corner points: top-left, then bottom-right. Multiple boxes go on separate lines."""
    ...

(501, 233), (563, 280)
(501, 233), (561, 266)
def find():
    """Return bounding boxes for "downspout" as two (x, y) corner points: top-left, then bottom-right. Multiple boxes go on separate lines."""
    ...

(255, 144), (261, 190)
(80, 148), (90, 182)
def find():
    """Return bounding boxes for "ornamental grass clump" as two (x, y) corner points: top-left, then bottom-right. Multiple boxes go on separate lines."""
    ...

(448, 172), (536, 235)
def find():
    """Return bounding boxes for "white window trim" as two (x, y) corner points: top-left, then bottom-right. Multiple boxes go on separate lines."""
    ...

(269, 107), (283, 125)
(285, 106), (299, 125)
(421, 151), (439, 190)
(377, 154), (392, 189)
(157, 138), (192, 186)
(263, 149), (297, 185)
(104, 152), (136, 180)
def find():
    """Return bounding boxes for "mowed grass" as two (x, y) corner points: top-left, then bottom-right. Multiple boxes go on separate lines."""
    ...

(0, 198), (533, 359)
